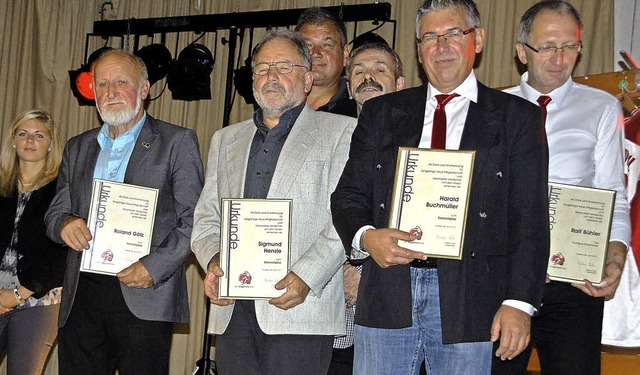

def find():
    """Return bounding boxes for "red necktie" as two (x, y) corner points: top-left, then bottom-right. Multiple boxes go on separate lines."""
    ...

(431, 93), (459, 149)
(537, 95), (552, 147)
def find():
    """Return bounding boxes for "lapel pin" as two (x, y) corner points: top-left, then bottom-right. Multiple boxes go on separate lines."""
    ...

(141, 142), (150, 149)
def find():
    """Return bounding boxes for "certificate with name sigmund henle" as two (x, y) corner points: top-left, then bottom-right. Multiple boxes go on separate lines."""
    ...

(547, 183), (615, 285)
(388, 148), (475, 260)
(219, 199), (292, 299)
(80, 179), (158, 276)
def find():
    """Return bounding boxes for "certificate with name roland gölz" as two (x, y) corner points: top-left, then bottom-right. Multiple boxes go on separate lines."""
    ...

(389, 148), (475, 259)
(219, 199), (292, 299)
(547, 183), (615, 285)
(81, 179), (158, 276)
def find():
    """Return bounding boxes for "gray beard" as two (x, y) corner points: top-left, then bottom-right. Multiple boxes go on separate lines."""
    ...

(97, 95), (143, 127)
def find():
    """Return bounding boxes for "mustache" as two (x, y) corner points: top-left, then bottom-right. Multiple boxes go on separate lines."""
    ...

(261, 83), (286, 95)
(355, 80), (383, 94)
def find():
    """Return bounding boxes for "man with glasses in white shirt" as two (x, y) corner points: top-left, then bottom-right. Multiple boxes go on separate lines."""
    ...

(498, 2), (631, 374)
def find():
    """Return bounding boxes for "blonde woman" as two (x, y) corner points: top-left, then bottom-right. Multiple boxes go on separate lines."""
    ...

(0, 109), (66, 374)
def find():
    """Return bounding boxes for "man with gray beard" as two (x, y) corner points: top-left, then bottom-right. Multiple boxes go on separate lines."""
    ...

(45, 49), (203, 374)
(191, 29), (355, 374)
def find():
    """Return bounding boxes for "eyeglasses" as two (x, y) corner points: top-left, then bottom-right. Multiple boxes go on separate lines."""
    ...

(252, 61), (309, 76)
(417, 27), (476, 46)
(523, 42), (582, 56)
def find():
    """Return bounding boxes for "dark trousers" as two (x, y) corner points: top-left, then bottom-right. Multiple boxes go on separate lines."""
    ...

(492, 281), (604, 375)
(216, 300), (333, 375)
(58, 274), (172, 375)
(328, 345), (354, 375)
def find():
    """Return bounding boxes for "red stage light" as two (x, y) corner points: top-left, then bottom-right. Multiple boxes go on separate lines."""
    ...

(75, 71), (94, 100)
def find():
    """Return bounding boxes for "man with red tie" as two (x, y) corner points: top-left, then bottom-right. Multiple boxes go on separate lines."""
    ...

(330, 1), (548, 374)
(499, 2), (630, 374)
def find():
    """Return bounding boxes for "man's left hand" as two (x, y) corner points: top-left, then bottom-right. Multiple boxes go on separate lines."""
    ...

(572, 241), (627, 300)
(117, 261), (154, 288)
(270, 271), (310, 310)
(491, 305), (531, 361)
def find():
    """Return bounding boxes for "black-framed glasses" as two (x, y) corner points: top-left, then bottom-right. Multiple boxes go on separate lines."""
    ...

(417, 27), (476, 45)
(252, 61), (309, 76)
(523, 42), (582, 56)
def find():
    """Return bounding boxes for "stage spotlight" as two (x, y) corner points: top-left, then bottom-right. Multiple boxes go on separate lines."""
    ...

(167, 43), (214, 101)
(234, 56), (256, 106)
(135, 44), (172, 86)
(69, 47), (113, 106)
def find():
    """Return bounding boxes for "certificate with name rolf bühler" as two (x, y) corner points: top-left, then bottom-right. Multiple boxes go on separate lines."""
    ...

(547, 183), (615, 285)
(80, 179), (158, 276)
(219, 199), (292, 299)
(389, 148), (475, 259)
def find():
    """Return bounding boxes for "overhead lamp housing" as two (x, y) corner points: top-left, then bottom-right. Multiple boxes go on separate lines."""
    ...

(135, 44), (172, 86)
(167, 43), (214, 101)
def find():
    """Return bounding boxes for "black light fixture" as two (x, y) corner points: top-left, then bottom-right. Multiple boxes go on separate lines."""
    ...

(234, 56), (256, 106)
(135, 43), (172, 86)
(167, 43), (214, 101)
(69, 47), (113, 106)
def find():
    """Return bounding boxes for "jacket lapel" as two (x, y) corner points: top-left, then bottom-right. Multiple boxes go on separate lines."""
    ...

(224, 121), (255, 197)
(268, 106), (316, 198)
(125, 116), (157, 184)
(393, 85), (428, 148)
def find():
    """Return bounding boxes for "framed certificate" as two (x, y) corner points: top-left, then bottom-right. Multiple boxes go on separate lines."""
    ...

(547, 183), (615, 285)
(81, 179), (158, 276)
(219, 198), (292, 299)
(388, 147), (475, 259)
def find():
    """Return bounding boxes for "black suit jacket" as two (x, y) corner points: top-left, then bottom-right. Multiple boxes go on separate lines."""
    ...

(0, 179), (67, 298)
(331, 82), (550, 344)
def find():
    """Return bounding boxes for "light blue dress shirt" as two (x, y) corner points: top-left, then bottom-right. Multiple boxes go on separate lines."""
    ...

(93, 113), (146, 182)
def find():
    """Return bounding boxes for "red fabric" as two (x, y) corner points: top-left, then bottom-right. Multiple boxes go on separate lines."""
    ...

(537, 95), (552, 147)
(431, 93), (459, 149)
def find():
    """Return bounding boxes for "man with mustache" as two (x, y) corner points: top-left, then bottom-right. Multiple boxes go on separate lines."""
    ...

(347, 41), (405, 115)
(331, 1), (549, 373)
(191, 29), (356, 374)
(327, 39), (406, 375)
(45, 49), (204, 374)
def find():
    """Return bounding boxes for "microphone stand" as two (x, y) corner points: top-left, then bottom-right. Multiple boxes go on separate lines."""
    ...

(192, 299), (217, 375)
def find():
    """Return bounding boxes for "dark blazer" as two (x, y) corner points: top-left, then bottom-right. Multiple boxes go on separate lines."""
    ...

(331, 82), (550, 344)
(0, 179), (67, 299)
(45, 115), (204, 326)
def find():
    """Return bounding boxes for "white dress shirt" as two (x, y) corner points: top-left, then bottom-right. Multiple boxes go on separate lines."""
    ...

(505, 72), (631, 246)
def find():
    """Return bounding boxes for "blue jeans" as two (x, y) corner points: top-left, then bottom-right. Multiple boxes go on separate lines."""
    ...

(354, 268), (492, 375)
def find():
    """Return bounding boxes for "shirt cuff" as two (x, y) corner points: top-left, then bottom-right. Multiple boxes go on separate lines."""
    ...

(502, 299), (536, 316)
(350, 225), (375, 260)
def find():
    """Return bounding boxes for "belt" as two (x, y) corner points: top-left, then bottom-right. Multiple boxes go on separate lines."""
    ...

(410, 258), (438, 268)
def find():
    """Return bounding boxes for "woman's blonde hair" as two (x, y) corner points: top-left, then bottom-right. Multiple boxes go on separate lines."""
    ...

(0, 109), (62, 196)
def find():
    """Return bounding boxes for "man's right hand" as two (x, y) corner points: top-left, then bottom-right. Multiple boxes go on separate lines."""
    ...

(204, 253), (234, 306)
(60, 217), (92, 251)
(362, 228), (426, 268)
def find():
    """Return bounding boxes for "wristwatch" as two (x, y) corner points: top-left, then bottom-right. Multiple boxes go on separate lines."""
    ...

(350, 229), (371, 260)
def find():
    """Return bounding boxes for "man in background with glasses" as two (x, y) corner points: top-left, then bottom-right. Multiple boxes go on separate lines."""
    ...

(331, 1), (548, 374)
(191, 29), (355, 375)
(498, 2), (630, 374)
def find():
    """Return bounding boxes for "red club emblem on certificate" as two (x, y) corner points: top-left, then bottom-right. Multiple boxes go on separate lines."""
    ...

(101, 249), (114, 262)
(409, 226), (423, 240)
(551, 252), (565, 266)
(238, 271), (252, 285)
